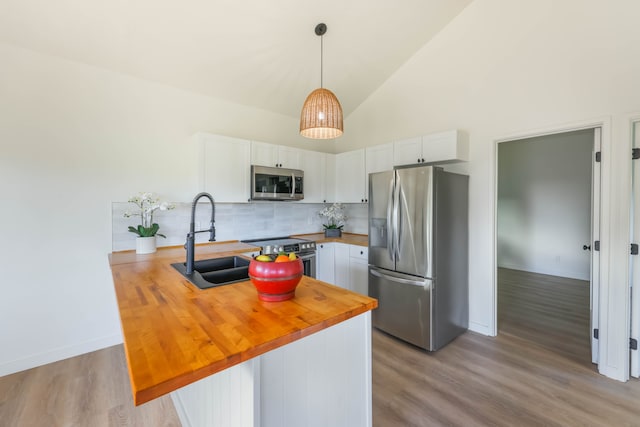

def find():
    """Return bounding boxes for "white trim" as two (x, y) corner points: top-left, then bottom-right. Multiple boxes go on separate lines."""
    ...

(492, 117), (627, 379)
(0, 333), (122, 377)
(591, 128), (602, 365)
(629, 116), (640, 378)
(598, 115), (631, 382)
(469, 321), (492, 336)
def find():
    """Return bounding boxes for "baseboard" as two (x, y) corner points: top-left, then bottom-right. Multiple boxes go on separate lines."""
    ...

(0, 333), (122, 377)
(469, 321), (492, 336)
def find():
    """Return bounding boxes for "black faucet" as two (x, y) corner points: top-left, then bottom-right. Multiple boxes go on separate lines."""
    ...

(185, 192), (216, 275)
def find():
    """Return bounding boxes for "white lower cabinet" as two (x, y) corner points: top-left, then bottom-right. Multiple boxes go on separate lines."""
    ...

(349, 246), (369, 296)
(316, 243), (335, 284)
(334, 243), (350, 289)
(316, 243), (369, 295)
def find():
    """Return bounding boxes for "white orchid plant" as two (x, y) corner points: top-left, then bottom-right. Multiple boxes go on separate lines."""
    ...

(318, 203), (347, 230)
(124, 192), (175, 238)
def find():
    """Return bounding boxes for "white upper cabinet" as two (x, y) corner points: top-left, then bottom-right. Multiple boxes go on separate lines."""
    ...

(365, 142), (394, 199)
(393, 136), (423, 166)
(299, 149), (327, 203)
(366, 143), (394, 175)
(335, 149), (367, 203)
(393, 130), (467, 166)
(324, 154), (336, 204)
(251, 141), (301, 169)
(197, 133), (251, 203)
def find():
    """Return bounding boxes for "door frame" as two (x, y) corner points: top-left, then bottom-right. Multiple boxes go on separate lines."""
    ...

(630, 118), (640, 378)
(490, 116), (632, 381)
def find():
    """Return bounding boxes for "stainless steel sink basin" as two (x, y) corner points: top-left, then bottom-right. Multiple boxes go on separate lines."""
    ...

(171, 256), (250, 289)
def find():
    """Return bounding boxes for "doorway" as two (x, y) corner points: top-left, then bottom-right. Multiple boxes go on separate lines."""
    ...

(496, 129), (596, 365)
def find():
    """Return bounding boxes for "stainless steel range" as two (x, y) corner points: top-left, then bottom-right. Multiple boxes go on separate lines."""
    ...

(242, 236), (317, 278)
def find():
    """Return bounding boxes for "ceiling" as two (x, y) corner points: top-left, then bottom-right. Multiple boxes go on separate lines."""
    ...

(0, 0), (472, 119)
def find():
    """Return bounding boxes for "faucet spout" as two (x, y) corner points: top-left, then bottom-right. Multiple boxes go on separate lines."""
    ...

(185, 192), (216, 275)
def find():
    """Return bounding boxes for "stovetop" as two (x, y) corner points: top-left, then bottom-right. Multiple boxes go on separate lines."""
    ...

(242, 236), (316, 255)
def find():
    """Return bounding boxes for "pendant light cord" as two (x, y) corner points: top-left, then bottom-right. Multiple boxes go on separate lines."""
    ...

(320, 34), (324, 89)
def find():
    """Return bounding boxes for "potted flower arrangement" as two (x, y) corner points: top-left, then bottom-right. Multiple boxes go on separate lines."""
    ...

(124, 192), (175, 254)
(318, 203), (347, 238)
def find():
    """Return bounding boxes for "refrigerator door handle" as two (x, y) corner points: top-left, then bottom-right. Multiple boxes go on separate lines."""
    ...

(370, 268), (429, 288)
(387, 176), (395, 261)
(393, 172), (401, 261)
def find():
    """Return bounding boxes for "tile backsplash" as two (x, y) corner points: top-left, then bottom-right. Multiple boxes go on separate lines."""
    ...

(112, 202), (368, 251)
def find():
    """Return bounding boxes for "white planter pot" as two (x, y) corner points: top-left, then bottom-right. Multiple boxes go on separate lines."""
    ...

(136, 236), (157, 254)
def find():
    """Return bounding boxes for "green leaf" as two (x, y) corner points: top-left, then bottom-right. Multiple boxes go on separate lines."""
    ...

(156, 233), (166, 238)
(128, 226), (141, 236)
(137, 225), (151, 237)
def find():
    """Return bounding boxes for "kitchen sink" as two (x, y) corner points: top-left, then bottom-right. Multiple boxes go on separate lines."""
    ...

(171, 256), (250, 289)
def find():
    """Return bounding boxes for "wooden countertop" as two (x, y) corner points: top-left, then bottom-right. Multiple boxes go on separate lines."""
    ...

(109, 240), (377, 405)
(291, 232), (369, 247)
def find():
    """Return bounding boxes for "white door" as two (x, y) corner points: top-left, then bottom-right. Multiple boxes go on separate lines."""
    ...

(591, 127), (602, 364)
(631, 121), (640, 377)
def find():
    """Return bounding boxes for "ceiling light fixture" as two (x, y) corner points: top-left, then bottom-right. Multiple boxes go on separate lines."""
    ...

(300, 23), (344, 140)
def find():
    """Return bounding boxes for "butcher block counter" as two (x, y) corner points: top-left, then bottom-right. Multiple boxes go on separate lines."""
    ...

(109, 240), (377, 426)
(292, 232), (368, 247)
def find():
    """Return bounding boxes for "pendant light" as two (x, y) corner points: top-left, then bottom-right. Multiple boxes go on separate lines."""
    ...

(300, 23), (344, 139)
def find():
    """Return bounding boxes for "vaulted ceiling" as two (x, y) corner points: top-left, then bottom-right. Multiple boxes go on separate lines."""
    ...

(0, 0), (472, 119)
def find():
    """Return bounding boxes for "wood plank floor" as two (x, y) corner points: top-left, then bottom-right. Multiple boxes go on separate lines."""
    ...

(3, 269), (640, 427)
(0, 345), (180, 427)
(497, 268), (591, 364)
(372, 267), (640, 426)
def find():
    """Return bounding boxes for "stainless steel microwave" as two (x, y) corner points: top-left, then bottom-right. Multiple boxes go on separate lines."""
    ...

(251, 165), (304, 201)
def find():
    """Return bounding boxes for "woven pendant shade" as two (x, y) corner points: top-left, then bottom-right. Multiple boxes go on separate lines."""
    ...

(300, 88), (344, 139)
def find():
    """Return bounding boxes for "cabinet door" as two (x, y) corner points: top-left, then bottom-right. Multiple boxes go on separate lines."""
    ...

(316, 243), (335, 285)
(324, 154), (336, 203)
(277, 146), (301, 169)
(365, 143), (394, 200)
(299, 149), (326, 203)
(366, 143), (394, 175)
(334, 243), (350, 290)
(198, 133), (251, 202)
(349, 245), (369, 296)
(251, 141), (279, 167)
(393, 136), (423, 166)
(421, 130), (467, 163)
(335, 149), (366, 203)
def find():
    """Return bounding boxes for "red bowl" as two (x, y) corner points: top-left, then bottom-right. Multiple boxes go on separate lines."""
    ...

(249, 257), (303, 302)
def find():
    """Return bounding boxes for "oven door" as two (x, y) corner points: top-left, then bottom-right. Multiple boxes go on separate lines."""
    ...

(251, 165), (304, 201)
(298, 252), (316, 279)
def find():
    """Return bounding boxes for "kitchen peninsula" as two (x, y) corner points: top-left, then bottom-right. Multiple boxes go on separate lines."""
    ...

(109, 241), (377, 427)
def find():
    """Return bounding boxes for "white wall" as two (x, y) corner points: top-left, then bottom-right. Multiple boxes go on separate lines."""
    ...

(341, 0), (640, 380)
(497, 130), (593, 280)
(0, 42), (326, 376)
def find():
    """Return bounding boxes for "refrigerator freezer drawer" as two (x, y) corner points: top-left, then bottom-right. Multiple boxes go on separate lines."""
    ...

(369, 266), (433, 350)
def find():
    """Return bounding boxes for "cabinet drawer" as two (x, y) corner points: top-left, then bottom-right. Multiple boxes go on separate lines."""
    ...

(349, 245), (368, 260)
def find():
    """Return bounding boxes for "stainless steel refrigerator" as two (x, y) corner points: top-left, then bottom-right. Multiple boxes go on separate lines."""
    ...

(368, 166), (468, 351)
